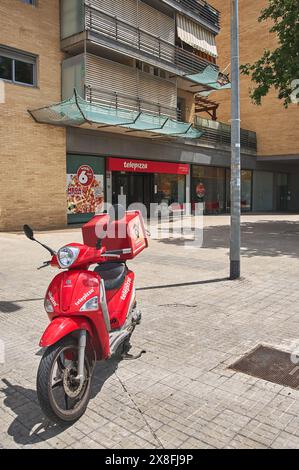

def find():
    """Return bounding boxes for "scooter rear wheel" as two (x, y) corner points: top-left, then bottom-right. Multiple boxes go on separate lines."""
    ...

(37, 336), (92, 425)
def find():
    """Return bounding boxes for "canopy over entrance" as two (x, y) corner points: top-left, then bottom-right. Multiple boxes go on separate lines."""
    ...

(29, 92), (203, 140)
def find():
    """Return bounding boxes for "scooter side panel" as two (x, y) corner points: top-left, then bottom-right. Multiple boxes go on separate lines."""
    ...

(44, 271), (110, 359)
(107, 270), (135, 329)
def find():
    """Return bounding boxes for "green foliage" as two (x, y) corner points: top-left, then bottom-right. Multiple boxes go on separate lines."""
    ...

(240, 0), (299, 107)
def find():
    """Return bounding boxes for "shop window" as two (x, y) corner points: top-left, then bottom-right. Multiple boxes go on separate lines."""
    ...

(67, 154), (105, 224)
(154, 174), (185, 208)
(226, 170), (253, 213)
(192, 165), (225, 214)
(0, 47), (37, 86)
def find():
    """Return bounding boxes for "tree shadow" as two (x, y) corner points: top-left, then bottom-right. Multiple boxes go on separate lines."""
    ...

(0, 302), (23, 313)
(157, 220), (299, 258)
(0, 298), (44, 314)
(1, 357), (120, 446)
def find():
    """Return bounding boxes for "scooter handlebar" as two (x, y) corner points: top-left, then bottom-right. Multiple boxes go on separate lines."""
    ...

(37, 260), (52, 270)
(101, 248), (132, 259)
(103, 253), (121, 259)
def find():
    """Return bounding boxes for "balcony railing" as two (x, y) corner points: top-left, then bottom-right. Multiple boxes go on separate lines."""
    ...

(85, 86), (179, 119)
(194, 117), (257, 153)
(85, 5), (215, 77)
(171, 0), (220, 30)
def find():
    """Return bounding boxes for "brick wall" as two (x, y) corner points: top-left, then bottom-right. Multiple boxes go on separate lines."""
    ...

(209, 0), (299, 157)
(0, 0), (66, 231)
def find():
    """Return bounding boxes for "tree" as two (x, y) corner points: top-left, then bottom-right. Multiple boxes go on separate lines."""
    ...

(240, 0), (299, 107)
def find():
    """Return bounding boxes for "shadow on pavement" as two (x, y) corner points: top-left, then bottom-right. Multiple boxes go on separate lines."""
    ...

(137, 277), (229, 291)
(0, 302), (23, 313)
(0, 298), (44, 313)
(1, 358), (120, 446)
(157, 220), (299, 258)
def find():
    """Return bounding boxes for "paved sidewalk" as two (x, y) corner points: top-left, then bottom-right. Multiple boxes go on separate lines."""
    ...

(1, 214), (299, 449)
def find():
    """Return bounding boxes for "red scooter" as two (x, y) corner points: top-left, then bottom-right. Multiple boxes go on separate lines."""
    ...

(23, 205), (148, 424)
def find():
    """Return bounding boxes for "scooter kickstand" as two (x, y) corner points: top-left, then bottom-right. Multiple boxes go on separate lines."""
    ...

(121, 349), (146, 361)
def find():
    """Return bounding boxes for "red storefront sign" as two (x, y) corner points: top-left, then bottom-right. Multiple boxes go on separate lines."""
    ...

(107, 158), (189, 175)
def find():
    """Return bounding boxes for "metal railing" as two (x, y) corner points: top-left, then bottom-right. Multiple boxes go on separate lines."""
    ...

(172, 0), (220, 30)
(194, 116), (257, 152)
(85, 85), (179, 119)
(85, 5), (216, 76)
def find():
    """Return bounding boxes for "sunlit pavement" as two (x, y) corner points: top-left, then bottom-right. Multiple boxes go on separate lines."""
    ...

(1, 214), (299, 448)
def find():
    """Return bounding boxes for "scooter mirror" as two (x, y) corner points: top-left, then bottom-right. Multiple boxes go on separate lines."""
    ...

(23, 224), (35, 240)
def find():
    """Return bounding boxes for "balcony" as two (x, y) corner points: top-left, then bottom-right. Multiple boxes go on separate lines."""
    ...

(195, 117), (257, 153)
(61, 4), (218, 87)
(161, 0), (220, 32)
(85, 85), (179, 120)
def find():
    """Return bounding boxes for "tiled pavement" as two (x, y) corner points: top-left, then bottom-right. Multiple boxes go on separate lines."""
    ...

(1, 214), (299, 448)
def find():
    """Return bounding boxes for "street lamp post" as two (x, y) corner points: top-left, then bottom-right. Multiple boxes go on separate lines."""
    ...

(230, 0), (241, 279)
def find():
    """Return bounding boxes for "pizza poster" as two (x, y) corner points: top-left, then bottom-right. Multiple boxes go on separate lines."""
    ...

(67, 164), (104, 215)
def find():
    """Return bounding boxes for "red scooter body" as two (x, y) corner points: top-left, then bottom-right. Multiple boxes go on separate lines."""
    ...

(23, 208), (147, 424)
(40, 267), (135, 360)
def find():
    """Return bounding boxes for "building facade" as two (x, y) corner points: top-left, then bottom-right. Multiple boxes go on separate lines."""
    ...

(209, 0), (299, 212)
(0, 0), (66, 230)
(0, 0), (298, 231)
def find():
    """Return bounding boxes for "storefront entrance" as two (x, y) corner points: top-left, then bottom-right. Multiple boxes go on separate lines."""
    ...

(112, 172), (153, 212)
(107, 157), (189, 216)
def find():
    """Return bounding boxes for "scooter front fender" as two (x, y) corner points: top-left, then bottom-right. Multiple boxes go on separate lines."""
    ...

(39, 316), (95, 348)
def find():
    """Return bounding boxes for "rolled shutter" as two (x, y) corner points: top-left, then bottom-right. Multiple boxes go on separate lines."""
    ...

(85, 55), (177, 118)
(138, 2), (175, 45)
(89, 0), (138, 27)
(89, 0), (116, 16)
(138, 72), (177, 117)
(85, 54), (138, 109)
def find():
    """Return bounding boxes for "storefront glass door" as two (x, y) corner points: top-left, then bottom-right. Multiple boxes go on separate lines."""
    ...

(112, 172), (153, 213)
(276, 173), (289, 211)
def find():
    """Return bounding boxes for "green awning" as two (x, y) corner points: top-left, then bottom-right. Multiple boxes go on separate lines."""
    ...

(186, 64), (231, 95)
(29, 92), (203, 140)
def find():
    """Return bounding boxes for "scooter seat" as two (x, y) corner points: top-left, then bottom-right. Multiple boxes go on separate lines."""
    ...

(94, 262), (127, 291)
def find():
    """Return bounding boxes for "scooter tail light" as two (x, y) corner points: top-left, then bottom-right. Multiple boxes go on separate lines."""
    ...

(80, 296), (99, 312)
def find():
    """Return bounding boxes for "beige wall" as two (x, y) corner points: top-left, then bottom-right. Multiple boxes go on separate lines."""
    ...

(177, 88), (195, 123)
(209, 0), (299, 157)
(0, 0), (66, 231)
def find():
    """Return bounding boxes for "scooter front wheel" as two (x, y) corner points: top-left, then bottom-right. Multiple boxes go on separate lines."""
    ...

(37, 336), (92, 425)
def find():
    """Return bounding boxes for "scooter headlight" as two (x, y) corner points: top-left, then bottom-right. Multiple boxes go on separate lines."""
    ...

(57, 246), (79, 268)
(80, 296), (99, 312)
(44, 298), (54, 313)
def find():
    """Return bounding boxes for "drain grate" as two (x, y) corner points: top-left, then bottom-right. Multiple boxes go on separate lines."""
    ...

(229, 345), (299, 390)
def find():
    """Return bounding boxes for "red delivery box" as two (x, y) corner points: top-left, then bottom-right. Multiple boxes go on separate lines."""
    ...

(82, 210), (148, 260)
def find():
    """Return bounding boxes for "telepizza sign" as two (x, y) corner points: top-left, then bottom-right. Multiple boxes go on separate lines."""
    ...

(107, 158), (189, 175)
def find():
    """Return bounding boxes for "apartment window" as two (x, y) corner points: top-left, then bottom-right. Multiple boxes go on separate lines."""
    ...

(0, 48), (37, 86)
(21, 0), (37, 5)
